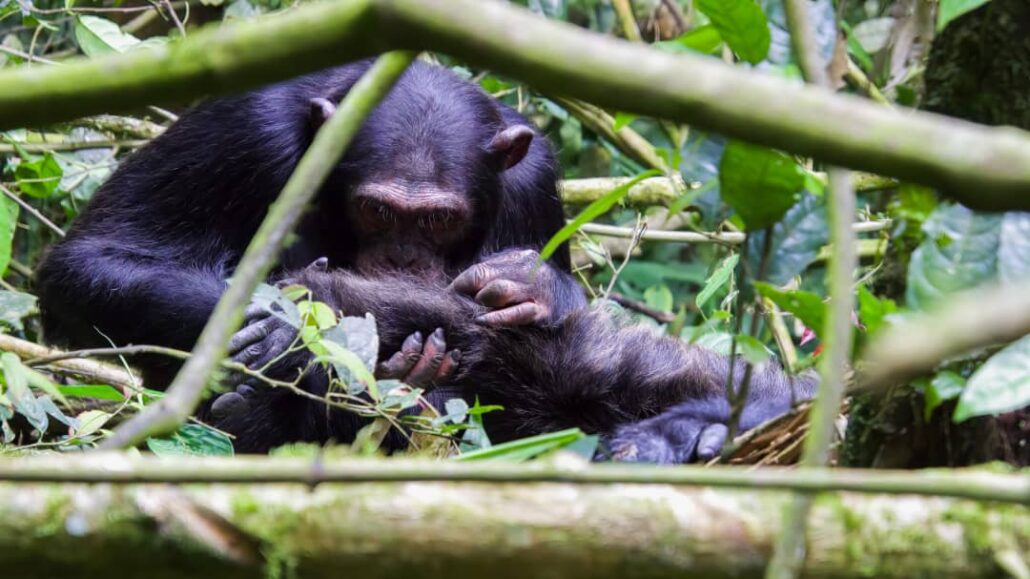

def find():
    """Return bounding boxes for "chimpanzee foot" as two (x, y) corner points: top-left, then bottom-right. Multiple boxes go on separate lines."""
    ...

(606, 413), (732, 464)
(376, 328), (461, 388)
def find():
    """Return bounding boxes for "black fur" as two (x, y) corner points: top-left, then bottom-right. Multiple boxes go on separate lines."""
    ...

(35, 61), (581, 386)
(209, 270), (817, 462)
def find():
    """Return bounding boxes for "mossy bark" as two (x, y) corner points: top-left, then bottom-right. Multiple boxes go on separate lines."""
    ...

(0, 478), (1025, 579)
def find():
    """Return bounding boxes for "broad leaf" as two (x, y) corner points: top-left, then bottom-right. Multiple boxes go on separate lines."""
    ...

(937, 0), (992, 31)
(998, 212), (1030, 284)
(954, 335), (1030, 423)
(696, 254), (739, 309)
(754, 282), (826, 336)
(696, 0), (771, 64)
(146, 423), (234, 456)
(74, 16), (141, 56)
(719, 141), (804, 231)
(748, 193), (828, 285)
(455, 428), (587, 462)
(906, 204), (1001, 309)
(0, 290), (36, 332)
(15, 153), (62, 198)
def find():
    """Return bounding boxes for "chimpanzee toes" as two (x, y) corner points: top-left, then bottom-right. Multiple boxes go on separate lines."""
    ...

(307, 257), (329, 272)
(606, 427), (679, 464)
(434, 350), (461, 382)
(377, 331), (424, 378)
(404, 328), (447, 386)
(695, 424), (729, 461)
(210, 390), (250, 419)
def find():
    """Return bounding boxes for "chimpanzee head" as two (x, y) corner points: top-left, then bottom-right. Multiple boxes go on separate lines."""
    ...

(309, 63), (535, 282)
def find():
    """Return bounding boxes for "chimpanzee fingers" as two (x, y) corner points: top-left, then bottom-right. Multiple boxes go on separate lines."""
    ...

(243, 303), (269, 325)
(695, 424), (729, 461)
(434, 350), (462, 382)
(404, 328), (448, 386)
(376, 331), (424, 378)
(606, 425), (678, 464)
(210, 390), (249, 419)
(475, 302), (545, 327)
(474, 279), (532, 308)
(449, 263), (501, 296)
(228, 318), (271, 356)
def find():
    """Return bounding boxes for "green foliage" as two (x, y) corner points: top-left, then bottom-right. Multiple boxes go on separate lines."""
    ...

(455, 428), (594, 462)
(696, 253), (738, 309)
(695, 0), (771, 64)
(954, 335), (1030, 423)
(754, 282), (825, 335)
(719, 141), (804, 231)
(146, 423), (235, 456)
(906, 204), (1030, 309)
(937, 0), (993, 31)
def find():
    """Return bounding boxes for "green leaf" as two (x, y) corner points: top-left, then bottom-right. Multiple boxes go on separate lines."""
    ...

(937, 0), (991, 31)
(735, 334), (772, 365)
(696, 254), (739, 309)
(953, 335), (1030, 423)
(719, 141), (804, 231)
(74, 15), (141, 56)
(696, 0), (771, 64)
(0, 197), (17, 278)
(298, 300), (337, 330)
(0, 290), (35, 331)
(906, 204), (1001, 310)
(455, 428), (586, 462)
(656, 24), (723, 54)
(998, 212), (1030, 285)
(146, 423), (234, 456)
(58, 384), (124, 401)
(15, 153), (62, 198)
(919, 371), (965, 422)
(539, 169), (661, 262)
(73, 409), (112, 438)
(754, 282), (826, 335)
(321, 313), (379, 376)
(317, 340), (379, 399)
(643, 284), (673, 313)
(748, 193), (827, 285)
(612, 112), (637, 132)
(856, 285), (897, 337)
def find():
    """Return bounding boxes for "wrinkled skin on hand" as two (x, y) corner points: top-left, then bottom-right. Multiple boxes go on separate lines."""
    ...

(211, 258), (461, 422)
(450, 249), (585, 327)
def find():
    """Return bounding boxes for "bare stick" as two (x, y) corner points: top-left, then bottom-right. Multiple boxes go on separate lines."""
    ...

(0, 184), (65, 238)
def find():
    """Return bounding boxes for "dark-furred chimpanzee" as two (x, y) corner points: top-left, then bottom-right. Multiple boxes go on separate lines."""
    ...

(209, 265), (816, 463)
(36, 60), (585, 388)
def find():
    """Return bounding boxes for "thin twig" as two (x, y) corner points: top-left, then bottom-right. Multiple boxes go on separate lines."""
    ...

(607, 292), (676, 323)
(579, 220), (889, 243)
(0, 184), (65, 238)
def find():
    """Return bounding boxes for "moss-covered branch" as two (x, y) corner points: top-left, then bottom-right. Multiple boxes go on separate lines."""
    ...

(0, 0), (1027, 208)
(0, 458), (1026, 579)
(98, 52), (416, 450)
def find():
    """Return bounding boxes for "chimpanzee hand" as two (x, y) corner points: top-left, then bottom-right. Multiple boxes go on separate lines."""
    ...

(605, 400), (733, 464)
(450, 249), (580, 327)
(377, 327), (461, 388)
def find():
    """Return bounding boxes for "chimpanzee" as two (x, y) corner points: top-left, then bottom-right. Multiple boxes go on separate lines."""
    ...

(208, 263), (817, 463)
(35, 60), (585, 389)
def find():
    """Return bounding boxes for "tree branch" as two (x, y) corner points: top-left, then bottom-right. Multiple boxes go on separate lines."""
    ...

(98, 52), (416, 450)
(0, 0), (1026, 206)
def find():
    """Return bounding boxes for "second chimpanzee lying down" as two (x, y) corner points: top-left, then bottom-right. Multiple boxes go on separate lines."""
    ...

(207, 264), (817, 463)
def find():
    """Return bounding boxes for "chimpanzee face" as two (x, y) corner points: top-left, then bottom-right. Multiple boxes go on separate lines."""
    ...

(308, 70), (533, 281)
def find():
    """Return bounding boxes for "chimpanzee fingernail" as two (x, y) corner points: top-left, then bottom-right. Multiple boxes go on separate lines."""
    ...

(402, 332), (422, 351)
(432, 328), (445, 341)
(449, 350), (462, 362)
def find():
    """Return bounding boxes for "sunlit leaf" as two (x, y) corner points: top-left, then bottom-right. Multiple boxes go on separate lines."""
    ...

(696, 0), (771, 64)
(74, 15), (141, 56)
(954, 335), (1030, 423)
(937, 0), (992, 31)
(455, 428), (586, 462)
(696, 254), (739, 309)
(15, 153), (62, 198)
(719, 141), (804, 231)
(754, 282), (826, 336)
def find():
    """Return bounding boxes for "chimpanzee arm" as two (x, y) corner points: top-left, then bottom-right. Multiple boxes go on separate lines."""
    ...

(471, 310), (816, 462)
(36, 237), (227, 380)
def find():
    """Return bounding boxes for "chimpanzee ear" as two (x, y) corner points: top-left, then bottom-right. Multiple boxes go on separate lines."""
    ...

(487, 125), (534, 170)
(308, 98), (337, 130)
